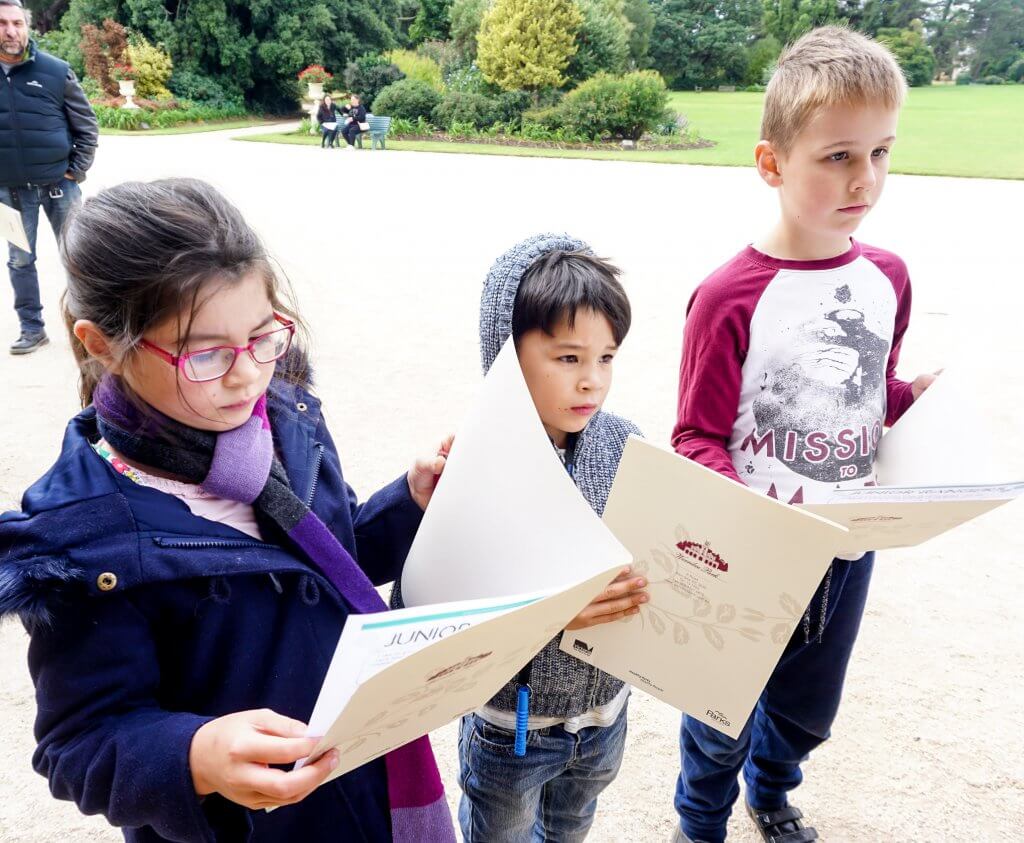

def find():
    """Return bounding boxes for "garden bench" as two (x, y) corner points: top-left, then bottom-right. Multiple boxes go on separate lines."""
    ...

(354, 115), (392, 150)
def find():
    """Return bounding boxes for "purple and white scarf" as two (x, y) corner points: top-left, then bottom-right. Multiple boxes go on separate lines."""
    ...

(93, 376), (455, 841)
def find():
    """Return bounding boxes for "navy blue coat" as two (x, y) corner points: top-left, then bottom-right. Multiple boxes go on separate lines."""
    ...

(1, 41), (99, 186)
(0, 380), (423, 842)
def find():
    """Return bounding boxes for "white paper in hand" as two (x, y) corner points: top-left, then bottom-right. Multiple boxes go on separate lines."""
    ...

(0, 202), (30, 252)
(876, 364), (1008, 486)
(400, 339), (631, 606)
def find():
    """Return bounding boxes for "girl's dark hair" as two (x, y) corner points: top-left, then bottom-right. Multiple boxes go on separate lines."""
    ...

(512, 250), (631, 345)
(60, 178), (309, 407)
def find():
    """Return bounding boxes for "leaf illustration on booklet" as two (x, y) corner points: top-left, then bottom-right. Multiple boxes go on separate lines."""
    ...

(779, 593), (803, 616)
(652, 548), (674, 572)
(703, 626), (725, 651)
(559, 437), (848, 739)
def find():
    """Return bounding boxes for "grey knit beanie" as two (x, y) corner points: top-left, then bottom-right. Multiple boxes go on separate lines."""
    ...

(478, 232), (594, 373)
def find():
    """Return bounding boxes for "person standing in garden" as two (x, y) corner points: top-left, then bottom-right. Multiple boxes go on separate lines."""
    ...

(0, 0), (97, 355)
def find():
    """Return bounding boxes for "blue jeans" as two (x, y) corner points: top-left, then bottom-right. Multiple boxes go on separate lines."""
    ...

(1, 179), (82, 334)
(459, 705), (628, 842)
(674, 554), (875, 843)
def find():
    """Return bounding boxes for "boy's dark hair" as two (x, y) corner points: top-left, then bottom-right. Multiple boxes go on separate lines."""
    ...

(512, 250), (631, 346)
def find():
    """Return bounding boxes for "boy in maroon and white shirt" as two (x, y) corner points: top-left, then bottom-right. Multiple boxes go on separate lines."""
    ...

(669, 27), (937, 843)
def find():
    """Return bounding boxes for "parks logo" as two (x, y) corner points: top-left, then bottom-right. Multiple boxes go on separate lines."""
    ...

(572, 639), (594, 657)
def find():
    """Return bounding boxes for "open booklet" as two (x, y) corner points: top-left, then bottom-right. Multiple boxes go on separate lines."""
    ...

(303, 351), (1022, 763)
(299, 340), (630, 781)
(558, 437), (851, 739)
(798, 366), (1023, 555)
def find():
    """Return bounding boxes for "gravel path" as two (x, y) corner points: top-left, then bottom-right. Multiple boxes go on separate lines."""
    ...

(1, 129), (1021, 842)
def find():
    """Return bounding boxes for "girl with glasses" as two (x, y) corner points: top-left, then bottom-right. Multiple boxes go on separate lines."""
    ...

(0, 178), (456, 842)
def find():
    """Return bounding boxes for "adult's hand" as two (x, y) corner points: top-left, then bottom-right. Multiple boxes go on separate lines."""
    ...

(189, 708), (339, 810)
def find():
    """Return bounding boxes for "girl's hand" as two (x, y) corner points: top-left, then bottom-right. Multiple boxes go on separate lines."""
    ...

(189, 709), (339, 810)
(911, 369), (942, 401)
(566, 567), (649, 631)
(407, 434), (454, 511)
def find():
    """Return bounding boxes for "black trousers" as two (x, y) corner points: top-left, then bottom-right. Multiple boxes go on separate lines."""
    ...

(321, 127), (338, 147)
(341, 122), (362, 146)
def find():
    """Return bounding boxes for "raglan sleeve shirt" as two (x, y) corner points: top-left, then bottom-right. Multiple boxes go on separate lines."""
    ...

(671, 260), (759, 485)
(863, 245), (916, 426)
(671, 245), (917, 489)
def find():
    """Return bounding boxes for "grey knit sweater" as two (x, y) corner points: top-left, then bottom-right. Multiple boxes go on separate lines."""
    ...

(479, 233), (642, 717)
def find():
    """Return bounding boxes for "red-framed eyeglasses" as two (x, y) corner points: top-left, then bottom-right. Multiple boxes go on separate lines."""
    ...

(140, 314), (296, 383)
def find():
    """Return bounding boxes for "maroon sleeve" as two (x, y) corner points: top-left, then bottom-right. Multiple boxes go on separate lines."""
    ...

(863, 246), (915, 425)
(670, 256), (769, 484)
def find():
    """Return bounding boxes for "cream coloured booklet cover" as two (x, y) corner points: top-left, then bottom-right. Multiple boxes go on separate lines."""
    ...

(559, 437), (849, 739)
(301, 572), (619, 782)
(300, 339), (630, 777)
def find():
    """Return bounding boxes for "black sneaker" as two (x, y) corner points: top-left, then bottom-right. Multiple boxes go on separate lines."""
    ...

(10, 332), (49, 355)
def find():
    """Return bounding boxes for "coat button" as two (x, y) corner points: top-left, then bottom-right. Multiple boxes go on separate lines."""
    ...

(97, 572), (118, 591)
(296, 402), (308, 412)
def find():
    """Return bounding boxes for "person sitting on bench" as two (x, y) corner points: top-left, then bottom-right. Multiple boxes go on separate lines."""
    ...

(317, 95), (339, 148)
(340, 94), (368, 149)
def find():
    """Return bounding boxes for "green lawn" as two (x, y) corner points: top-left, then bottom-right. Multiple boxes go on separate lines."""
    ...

(240, 86), (1024, 179)
(666, 86), (1024, 179)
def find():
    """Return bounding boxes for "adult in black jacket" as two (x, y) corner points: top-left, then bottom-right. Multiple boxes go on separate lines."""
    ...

(316, 95), (339, 148)
(339, 94), (367, 148)
(0, 0), (98, 355)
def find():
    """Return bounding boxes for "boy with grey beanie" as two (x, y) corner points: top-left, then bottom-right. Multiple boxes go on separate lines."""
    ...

(459, 233), (648, 842)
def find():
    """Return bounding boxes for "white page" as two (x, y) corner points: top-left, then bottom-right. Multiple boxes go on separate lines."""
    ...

(0, 202), (30, 252)
(561, 438), (849, 739)
(876, 364), (1009, 486)
(400, 339), (632, 605)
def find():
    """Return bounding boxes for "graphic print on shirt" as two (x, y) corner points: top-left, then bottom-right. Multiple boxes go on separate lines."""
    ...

(730, 259), (897, 504)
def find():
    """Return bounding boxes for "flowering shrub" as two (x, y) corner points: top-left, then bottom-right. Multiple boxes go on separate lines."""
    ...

(110, 63), (137, 82)
(298, 65), (332, 85)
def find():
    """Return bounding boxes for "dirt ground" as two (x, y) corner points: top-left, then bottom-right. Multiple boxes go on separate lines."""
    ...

(1, 128), (1021, 842)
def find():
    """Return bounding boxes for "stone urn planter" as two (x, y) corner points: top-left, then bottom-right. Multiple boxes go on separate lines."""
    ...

(118, 79), (140, 110)
(307, 81), (324, 100)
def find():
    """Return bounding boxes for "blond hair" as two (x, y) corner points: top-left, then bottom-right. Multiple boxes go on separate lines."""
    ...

(761, 25), (907, 153)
